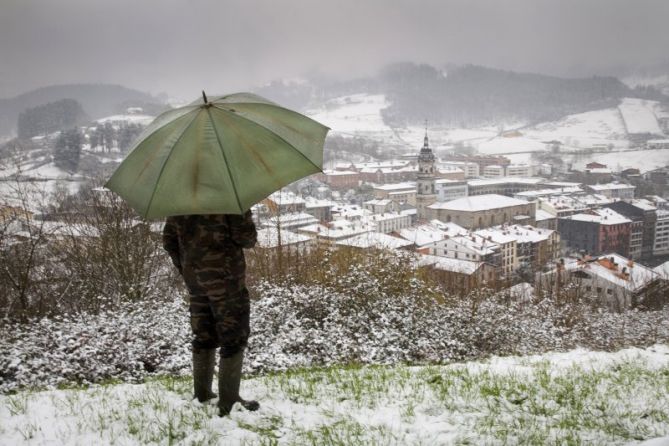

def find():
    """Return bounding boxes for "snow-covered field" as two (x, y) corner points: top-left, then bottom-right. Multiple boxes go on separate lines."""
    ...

(1, 345), (668, 445)
(307, 93), (668, 167)
(307, 94), (401, 142)
(506, 147), (669, 173)
(619, 98), (664, 135)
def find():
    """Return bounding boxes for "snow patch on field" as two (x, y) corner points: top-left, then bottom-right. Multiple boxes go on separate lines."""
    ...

(307, 94), (396, 139)
(1, 345), (668, 445)
(619, 98), (663, 135)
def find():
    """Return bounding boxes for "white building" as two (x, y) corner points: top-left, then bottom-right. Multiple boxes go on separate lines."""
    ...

(654, 209), (669, 256)
(506, 164), (535, 177)
(363, 199), (398, 214)
(474, 228), (519, 276)
(369, 212), (412, 233)
(435, 179), (468, 202)
(426, 233), (501, 265)
(586, 183), (636, 200)
(483, 165), (505, 178)
(440, 161), (479, 177)
(373, 182), (416, 205)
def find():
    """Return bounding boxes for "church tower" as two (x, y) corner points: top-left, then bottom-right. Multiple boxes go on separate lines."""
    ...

(416, 125), (436, 221)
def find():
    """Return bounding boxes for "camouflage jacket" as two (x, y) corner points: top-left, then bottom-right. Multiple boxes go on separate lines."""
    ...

(162, 211), (257, 295)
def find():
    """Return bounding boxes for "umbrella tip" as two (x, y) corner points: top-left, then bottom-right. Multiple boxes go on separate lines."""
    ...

(202, 90), (208, 104)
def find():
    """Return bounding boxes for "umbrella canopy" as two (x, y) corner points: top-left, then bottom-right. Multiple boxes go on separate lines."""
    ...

(105, 92), (329, 219)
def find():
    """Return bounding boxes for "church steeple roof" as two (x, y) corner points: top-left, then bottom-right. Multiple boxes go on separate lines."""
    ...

(418, 120), (435, 161)
(423, 120), (429, 149)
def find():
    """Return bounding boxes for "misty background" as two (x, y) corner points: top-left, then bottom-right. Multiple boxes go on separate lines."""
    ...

(2, 0), (669, 100)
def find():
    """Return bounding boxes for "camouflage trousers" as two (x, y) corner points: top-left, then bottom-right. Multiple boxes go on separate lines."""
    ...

(189, 288), (250, 358)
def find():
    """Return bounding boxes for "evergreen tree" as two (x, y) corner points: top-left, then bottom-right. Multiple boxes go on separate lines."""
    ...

(54, 128), (82, 173)
(102, 122), (116, 152)
(17, 99), (86, 139)
(118, 122), (143, 152)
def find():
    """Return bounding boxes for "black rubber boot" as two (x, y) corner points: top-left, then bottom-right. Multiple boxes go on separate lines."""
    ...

(218, 350), (259, 416)
(192, 349), (217, 403)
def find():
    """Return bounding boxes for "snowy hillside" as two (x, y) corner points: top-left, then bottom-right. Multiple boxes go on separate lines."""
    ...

(623, 73), (669, 96)
(309, 92), (669, 171)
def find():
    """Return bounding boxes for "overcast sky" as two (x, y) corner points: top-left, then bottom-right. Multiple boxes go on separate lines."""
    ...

(1, 0), (668, 100)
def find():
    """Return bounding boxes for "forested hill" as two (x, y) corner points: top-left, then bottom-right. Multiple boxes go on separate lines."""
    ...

(0, 84), (161, 137)
(381, 64), (643, 127)
(256, 63), (669, 128)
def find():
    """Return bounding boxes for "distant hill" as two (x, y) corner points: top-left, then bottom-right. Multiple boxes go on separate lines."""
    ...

(0, 84), (162, 137)
(255, 63), (668, 128)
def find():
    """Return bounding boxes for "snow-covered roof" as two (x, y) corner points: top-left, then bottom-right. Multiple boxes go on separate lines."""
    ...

(364, 199), (393, 206)
(266, 191), (306, 205)
(336, 232), (414, 250)
(256, 228), (313, 248)
(449, 234), (499, 255)
(565, 208), (631, 225)
(354, 160), (411, 170)
(515, 187), (583, 199)
(373, 182), (416, 192)
(397, 224), (448, 247)
(304, 197), (336, 209)
(543, 181), (583, 188)
(369, 212), (409, 223)
(298, 220), (373, 239)
(474, 228), (518, 245)
(323, 170), (359, 176)
(467, 178), (544, 187)
(360, 166), (416, 174)
(629, 199), (657, 211)
(415, 254), (482, 275)
(428, 194), (530, 211)
(429, 220), (469, 236)
(503, 225), (555, 243)
(535, 209), (557, 221)
(653, 260), (669, 279)
(588, 183), (635, 191)
(262, 212), (319, 228)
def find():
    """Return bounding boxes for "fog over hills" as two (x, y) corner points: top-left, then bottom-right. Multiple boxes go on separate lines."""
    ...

(256, 63), (668, 128)
(0, 84), (162, 138)
(1, 62), (668, 141)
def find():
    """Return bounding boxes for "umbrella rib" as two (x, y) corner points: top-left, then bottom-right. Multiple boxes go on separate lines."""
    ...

(145, 111), (202, 218)
(212, 104), (325, 174)
(206, 108), (244, 213)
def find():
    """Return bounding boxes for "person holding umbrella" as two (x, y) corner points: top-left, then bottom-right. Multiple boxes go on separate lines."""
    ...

(162, 211), (259, 415)
(105, 92), (328, 416)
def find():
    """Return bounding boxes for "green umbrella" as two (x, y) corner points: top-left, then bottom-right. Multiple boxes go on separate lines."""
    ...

(104, 92), (329, 219)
